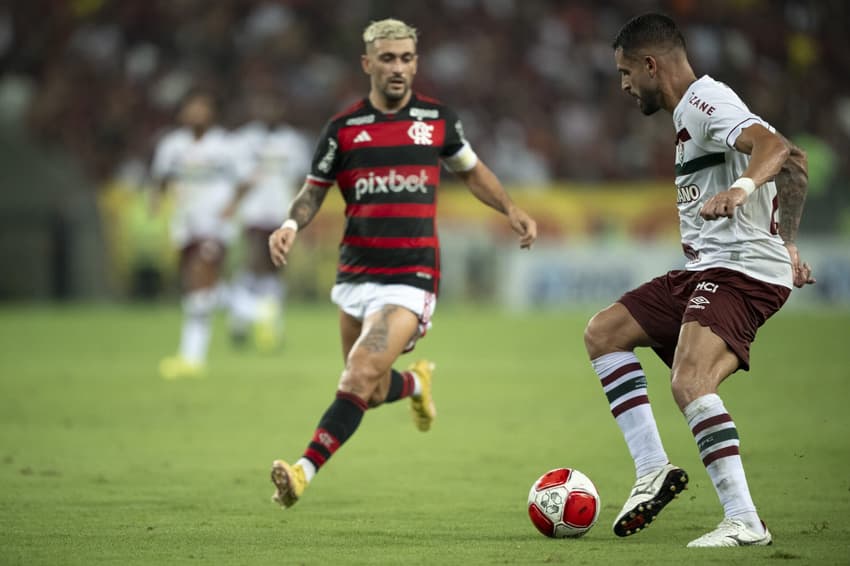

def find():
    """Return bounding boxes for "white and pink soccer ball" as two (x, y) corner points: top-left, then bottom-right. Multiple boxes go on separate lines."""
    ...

(527, 468), (600, 538)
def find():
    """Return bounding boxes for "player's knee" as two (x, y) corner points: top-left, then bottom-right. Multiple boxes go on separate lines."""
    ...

(184, 262), (219, 290)
(182, 288), (217, 318)
(584, 308), (617, 359)
(670, 366), (700, 410)
(340, 353), (385, 394)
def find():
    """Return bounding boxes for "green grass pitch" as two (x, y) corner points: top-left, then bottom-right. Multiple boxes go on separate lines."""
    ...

(1, 303), (849, 565)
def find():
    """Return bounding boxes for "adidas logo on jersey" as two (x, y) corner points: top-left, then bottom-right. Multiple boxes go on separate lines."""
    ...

(353, 130), (372, 143)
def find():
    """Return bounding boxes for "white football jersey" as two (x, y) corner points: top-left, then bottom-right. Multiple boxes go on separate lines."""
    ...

(151, 127), (242, 246)
(673, 75), (792, 289)
(233, 121), (311, 229)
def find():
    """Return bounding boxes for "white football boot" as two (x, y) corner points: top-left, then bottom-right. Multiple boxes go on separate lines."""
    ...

(687, 518), (772, 547)
(613, 463), (689, 536)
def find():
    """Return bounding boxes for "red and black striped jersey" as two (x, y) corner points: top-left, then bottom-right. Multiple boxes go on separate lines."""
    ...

(306, 93), (469, 294)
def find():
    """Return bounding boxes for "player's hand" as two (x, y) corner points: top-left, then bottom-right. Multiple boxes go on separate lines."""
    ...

(508, 206), (537, 249)
(785, 242), (815, 288)
(268, 227), (297, 267)
(699, 187), (748, 221)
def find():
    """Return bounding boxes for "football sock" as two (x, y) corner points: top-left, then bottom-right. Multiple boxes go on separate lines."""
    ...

(255, 273), (284, 304)
(412, 373), (423, 397)
(256, 274), (284, 330)
(295, 457), (317, 482)
(684, 393), (764, 534)
(383, 369), (418, 403)
(301, 391), (367, 479)
(592, 352), (668, 478)
(228, 272), (257, 334)
(179, 289), (217, 364)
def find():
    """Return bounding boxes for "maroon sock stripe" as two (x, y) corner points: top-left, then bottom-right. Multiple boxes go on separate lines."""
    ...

(702, 444), (740, 467)
(611, 394), (650, 418)
(336, 390), (368, 412)
(600, 362), (643, 387)
(304, 447), (328, 467)
(401, 371), (415, 398)
(691, 413), (734, 436)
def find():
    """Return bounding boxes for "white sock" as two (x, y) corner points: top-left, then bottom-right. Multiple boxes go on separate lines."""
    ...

(684, 394), (764, 534)
(296, 457), (317, 483)
(255, 274), (283, 302)
(256, 274), (284, 330)
(411, 373), (422, 397)
(179, 289), (216, 364)
(229, 272), (257, 331)
(592, 352), (668, 478)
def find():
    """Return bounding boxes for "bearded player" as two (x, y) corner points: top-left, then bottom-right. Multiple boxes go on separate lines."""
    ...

(266, 18), (537, 509)
(584, 13), (814, 547)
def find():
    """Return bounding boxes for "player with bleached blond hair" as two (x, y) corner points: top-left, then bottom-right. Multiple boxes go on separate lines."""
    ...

(267, 18), (537, 508)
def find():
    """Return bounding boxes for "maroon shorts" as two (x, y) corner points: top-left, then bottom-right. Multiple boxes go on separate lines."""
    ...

(179, 238), (227, 267)
(619, 267), (790, 371)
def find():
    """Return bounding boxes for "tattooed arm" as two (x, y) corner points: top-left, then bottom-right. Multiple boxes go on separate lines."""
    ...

(775, 137), (807, 245)
(774, 136), (815, 287)
(268, 181), (331, 267)
(288, 181), (331, 229)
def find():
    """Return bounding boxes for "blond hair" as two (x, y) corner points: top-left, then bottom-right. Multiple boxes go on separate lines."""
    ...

(362, 18), (418, 46)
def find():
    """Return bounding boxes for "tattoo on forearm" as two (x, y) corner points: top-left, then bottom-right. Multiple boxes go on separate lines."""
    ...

(288, 184), (329, 229)
(775, 142), (808, 244)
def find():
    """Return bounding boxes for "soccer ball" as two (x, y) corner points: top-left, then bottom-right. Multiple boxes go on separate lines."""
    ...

(527, 468), (600, 538)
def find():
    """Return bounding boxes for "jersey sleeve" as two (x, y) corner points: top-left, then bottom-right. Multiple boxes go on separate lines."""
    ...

(292, 131), (313, 177)
(695, 96), (767, 152)
(150, 134), (177, 182)
(307, 121), (340, 186)
(230, 131), (258, 183)
(440, 106), (478, 173)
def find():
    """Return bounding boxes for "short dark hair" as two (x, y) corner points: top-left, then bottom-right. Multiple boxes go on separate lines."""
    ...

(612, 13), (686, 54)
(180, 86), (219, 111)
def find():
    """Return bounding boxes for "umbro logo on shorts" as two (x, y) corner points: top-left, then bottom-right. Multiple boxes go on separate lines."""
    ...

(688, 295), (710, 310)
(353, 130), (372, 143)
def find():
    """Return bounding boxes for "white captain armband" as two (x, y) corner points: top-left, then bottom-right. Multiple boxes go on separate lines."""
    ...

(731, 177), (756, 197)
(443, 141), (479, 173)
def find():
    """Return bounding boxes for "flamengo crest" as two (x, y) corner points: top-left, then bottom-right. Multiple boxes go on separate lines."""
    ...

(408, 121), (434, 145)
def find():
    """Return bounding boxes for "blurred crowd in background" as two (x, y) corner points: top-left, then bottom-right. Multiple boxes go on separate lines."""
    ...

(2, 0), (848, 228)
(1, 0), (849, 302)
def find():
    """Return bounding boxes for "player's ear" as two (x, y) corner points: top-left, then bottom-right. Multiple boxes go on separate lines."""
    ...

(644, 55), (658, 78)
(361, 53), (371, 75)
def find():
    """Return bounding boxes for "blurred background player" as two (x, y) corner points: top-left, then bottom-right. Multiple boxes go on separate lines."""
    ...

(150, 89), (252, 379)
(229, 90), (311, 351)
(584, 13), (814, 547)
(266, 18), (537, 509)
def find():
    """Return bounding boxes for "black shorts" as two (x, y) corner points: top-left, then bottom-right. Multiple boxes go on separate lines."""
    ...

(619, 267), (790, 371)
